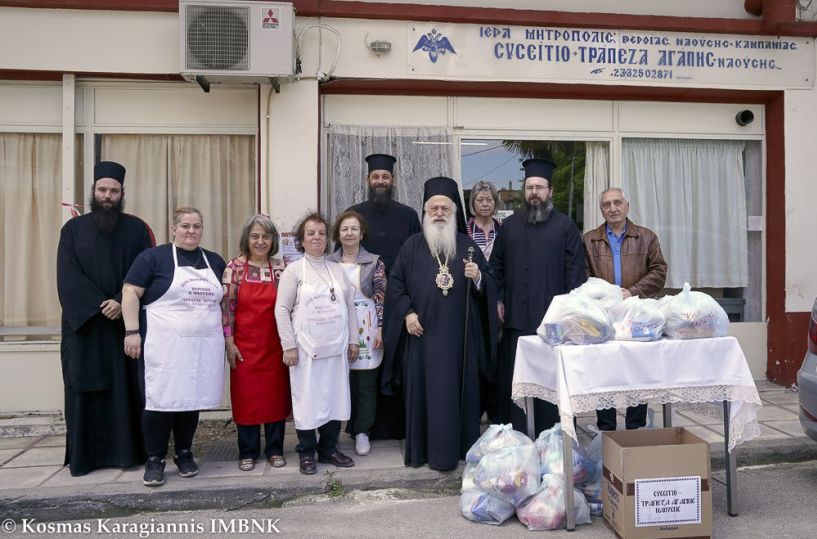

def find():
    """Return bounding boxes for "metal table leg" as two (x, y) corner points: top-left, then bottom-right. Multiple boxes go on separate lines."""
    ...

(525, 397), (536, 440)
(663, 403), (673, 427)
(563, 428), (576, 531)
(723, 400), (739, 516)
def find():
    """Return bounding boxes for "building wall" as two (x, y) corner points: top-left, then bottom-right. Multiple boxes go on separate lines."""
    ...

(784, 82), (817, 313)
(349, 0), (757, 19)
(0, 5), (814, 413)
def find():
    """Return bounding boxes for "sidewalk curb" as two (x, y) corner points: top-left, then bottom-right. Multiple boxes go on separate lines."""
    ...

(3, 437), (816, 522)
(1, 467), (462, 522)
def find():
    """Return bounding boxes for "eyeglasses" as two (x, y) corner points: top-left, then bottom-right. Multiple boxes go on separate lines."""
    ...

(525, 185), (550, 192)
(249, 233), (273, 241)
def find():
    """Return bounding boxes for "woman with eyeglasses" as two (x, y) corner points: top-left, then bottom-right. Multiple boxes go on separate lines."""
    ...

(221, 214), (289, 472)
(467, 180), (503, 260)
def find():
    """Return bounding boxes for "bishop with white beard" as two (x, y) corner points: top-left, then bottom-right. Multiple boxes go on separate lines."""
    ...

(382, 177), (497, 472)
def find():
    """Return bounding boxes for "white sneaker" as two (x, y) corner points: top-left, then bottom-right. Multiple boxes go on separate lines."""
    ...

(355, 433), (371, 456)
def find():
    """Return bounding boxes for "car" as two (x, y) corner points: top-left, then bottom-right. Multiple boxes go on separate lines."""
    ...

(797, 297), (817, 442)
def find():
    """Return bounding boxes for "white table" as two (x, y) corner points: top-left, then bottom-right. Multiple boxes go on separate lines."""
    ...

(511, 335), (762, 530)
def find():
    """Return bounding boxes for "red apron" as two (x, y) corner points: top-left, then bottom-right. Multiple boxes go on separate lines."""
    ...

(230, 260), (291, 425)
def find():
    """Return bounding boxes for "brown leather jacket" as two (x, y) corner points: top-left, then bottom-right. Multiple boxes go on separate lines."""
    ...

(582, 219), (667, 298)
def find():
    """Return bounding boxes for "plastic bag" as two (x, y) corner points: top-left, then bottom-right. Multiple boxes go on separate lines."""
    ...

(459, 490), (516, 525)
(474, 444), (540, 506)
(660, 283), (729, 339)
(515, 474), (592, 531)
(535, 423), (595, 486)
(461, 463), (478, 493)
(465, 423), (532, 464)
(580, 428), (603, 516)
(538, 293), (613, 345)
(610, 296), (666, 342)
(572, 277), (624, 310)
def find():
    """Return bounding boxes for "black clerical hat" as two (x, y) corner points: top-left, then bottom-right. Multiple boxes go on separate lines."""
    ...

(422, 176), (467, 234)
(94, 161), (126, 184)
(365, 153), (397, 174)
(522, 158), (556, 181)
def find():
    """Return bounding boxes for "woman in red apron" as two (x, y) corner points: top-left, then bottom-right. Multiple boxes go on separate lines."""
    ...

(222, 214), (290, 471)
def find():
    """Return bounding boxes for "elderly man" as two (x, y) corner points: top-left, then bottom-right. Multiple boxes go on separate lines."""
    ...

(345, 153), (422, 440)
(57, 161), (155, 476)
(382, 177), (496, 471)
(490, 158), (586, 436)
(584, 187), (667, 430)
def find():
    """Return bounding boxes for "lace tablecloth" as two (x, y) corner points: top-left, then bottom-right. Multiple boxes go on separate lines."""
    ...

(511, 336), (762, 451)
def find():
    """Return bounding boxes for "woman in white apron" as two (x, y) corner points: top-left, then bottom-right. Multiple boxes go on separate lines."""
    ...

(327, 211), (386, 457)
(123, 207), (227, 487)
(274, 213), (359, 475)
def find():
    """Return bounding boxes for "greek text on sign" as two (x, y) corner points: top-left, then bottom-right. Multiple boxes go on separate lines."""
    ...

(634, 476), (701, 527)
(407, 24), (814, 89)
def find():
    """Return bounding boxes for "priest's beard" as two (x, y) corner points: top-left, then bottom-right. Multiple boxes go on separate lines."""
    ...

(368, 184), (394, 210)
(423, 215), (457, 260)
(524, 197), (554, 224)
(89, 195), (125, 232)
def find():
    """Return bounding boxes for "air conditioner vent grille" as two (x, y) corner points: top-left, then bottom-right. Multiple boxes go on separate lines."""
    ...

(185, 5), (250, 71)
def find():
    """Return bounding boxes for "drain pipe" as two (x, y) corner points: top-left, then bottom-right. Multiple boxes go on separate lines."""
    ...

(744, 0), (797, 32)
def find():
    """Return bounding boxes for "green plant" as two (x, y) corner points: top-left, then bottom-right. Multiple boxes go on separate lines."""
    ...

(324, 470), (344, 497)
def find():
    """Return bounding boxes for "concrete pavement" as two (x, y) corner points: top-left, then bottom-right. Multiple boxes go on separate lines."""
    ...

(1, 380), (815, 523)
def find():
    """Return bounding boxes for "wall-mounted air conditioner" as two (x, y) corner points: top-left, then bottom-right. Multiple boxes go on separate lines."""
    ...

(179, 0), (295, 85)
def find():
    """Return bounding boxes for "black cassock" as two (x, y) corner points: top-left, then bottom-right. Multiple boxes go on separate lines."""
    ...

(382, 233), (497, 471)
(489, 209), (586, 435)
(57, 213), (154, 476)
(348, 200), (421, 275)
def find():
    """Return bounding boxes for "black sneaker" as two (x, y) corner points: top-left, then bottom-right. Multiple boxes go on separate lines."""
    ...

(142, 456), (166, 486)
(174, 449), (199, 478)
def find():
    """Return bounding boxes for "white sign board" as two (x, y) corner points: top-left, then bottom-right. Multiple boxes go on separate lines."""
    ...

(634, 476), (702, 527)
(407, 24), (814, 89)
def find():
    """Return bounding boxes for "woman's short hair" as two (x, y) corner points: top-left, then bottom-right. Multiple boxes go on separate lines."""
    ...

(294, 211), (330, 254)
(238, 214), (279, 259)
(469, 181), (499, 215)
(331, 210), (368, 245)
(172, 206), (203, 226)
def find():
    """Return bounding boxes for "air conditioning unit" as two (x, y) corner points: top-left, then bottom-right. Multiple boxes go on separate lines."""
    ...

(179, 0), (295, 85)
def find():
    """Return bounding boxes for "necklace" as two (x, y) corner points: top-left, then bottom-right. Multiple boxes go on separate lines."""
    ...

(306, 257), (338, 302)
(434, 253), (453, 296)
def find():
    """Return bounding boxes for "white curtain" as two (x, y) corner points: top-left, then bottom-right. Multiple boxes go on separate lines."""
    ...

(101, 134), (255, 260)
(327, 125), (455, 219)
(583, 141), (610, 233)
(0, 133), (63, 328)
(621, 139), (748, 288)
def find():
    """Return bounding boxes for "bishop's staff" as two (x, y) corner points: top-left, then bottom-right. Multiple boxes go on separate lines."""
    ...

(461, 246), (476, 412)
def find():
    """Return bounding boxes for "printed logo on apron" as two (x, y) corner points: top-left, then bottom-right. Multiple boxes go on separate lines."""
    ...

(341, 263), (383, 370)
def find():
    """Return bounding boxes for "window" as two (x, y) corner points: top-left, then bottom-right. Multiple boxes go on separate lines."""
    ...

(97, 134), (256, 258)
(0, 133), (63, 332)
(461, 138), (608, 232)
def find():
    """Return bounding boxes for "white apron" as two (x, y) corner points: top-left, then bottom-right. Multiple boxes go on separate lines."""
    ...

(289, 258), (351, 430)
(340, 263), (383, 371)
(142, 245), (225, 411)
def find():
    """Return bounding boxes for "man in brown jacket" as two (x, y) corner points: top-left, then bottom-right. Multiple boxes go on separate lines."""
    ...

(583, 187), (667, 430)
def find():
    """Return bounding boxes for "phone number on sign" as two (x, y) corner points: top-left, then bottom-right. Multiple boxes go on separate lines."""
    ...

(611, 68), (674, 79)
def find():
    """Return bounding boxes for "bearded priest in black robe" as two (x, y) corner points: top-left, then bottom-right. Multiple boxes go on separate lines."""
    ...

(346, 153), (421, 441)
(57, 161), (155, 476)
(382, 177), (497, 471)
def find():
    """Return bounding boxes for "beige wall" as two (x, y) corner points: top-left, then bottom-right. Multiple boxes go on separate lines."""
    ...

(352, 0), (755, 19)
(784, 79), (817, 312)
(0, 8), (177, 74)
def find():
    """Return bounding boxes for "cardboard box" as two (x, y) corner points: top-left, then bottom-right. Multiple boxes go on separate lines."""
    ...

(602, 428), (712, 539)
